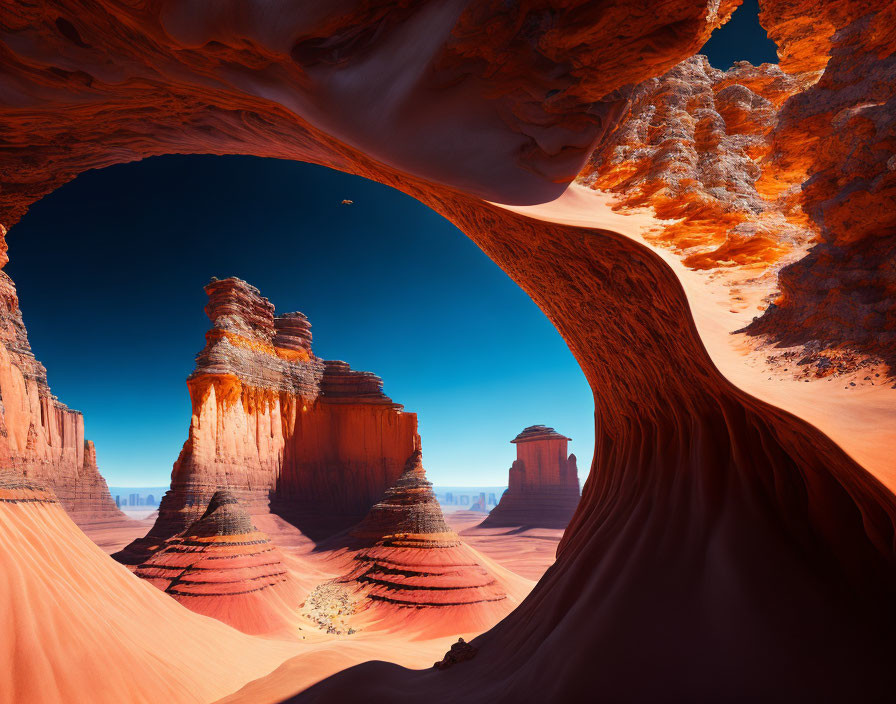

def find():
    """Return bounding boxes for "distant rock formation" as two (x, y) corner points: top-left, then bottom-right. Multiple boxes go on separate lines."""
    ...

(0, 227), (122, 526)
(481, 426), (580, 528)
(338, 451), (509, 633)
(117, 277), (418, 563)
(134, 490), (301, 635)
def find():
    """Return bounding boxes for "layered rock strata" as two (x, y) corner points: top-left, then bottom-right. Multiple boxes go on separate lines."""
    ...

(134, 490), (302, 635)
(580, 0), (896, 373)
(338, 452), (508, 632)
(117, 277), (418, 563)
(0, 227), (122, 525)
(2, 0), (896, 700)
(481, 426), (580, 528)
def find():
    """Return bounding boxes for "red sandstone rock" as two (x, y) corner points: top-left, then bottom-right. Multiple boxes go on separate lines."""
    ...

(579, 55), (812, 275)
(481, 426), (579, 529)
(0, 1), (733, 217)
(1, 2), (895, 701)
(744, 0), (896, 369)
(116, 277), (418, 563)
(134, 490), (302, 635)
(0, 227), (122, 525)
(336, 451), (509, 634)
(579, 1), (896, 372)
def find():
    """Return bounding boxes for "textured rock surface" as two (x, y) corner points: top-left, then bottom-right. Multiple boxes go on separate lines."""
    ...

(744, 0), (896, 370)
(2, 1), (895, 701)
(580, 56), (811, 273)
(117, 277), (418, 563)
(135, 490), (302, 635)
(0, 228), (122, 525)
(581, 0), (896, 374)
(337, 452), (509, 634)
(0, 0), (734, 218)
(481, 426), (580, 528)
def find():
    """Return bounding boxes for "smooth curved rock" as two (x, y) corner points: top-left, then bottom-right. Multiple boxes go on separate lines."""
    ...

(0, 475), (296, 704)
(1, 1), (894, 701)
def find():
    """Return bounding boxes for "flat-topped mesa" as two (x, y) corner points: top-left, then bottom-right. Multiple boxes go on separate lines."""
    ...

(134, 490), (301, 635)
(335, 451), (508, 634)
(116, 277), (418, 564)
(481, 425), (581, 529)
(0, 229), (122, 526)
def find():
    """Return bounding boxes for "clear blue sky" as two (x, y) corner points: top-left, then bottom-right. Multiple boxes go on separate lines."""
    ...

(701, 0), (778, 69)
(6, 2), (775, 488)
(7, 156), (594, 487)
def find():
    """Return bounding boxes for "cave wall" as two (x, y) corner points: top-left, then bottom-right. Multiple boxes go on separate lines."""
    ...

(2, 0), (895, 699)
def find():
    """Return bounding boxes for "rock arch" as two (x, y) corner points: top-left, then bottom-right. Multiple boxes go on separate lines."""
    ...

(2, 1), (895, 700)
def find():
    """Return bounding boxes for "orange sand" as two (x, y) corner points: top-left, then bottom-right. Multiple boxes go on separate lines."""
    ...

(0, 497), (300, 704)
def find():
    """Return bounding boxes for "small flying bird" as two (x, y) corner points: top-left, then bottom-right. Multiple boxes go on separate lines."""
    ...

(341, 199), (353, 205)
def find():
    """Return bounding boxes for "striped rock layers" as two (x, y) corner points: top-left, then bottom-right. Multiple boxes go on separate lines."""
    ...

(117, 277), (418, 563)
(339, 451), (507, 633)
(0, 228), (121, 526)
(134, 490), (301, 635)
(482, 426), (580, 528)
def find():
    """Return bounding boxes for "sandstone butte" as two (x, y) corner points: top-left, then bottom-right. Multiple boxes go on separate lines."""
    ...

(116, 276), (419, 565)
(333, 450), (526, 637)
(2, 0), (896, 702)
(0, 226), (123, 527)
(480, 425), (580, 529)
(134, 490), (303, 636)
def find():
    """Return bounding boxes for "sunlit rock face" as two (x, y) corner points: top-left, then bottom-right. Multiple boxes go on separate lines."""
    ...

(746, 0), (896, 370)
(134, 490), (302, 635)
(481, 425), (580, 528)
(0, 228), (121, 525)
(581, 0), (896, 373)
(116, 277), (418, 563)
(580, 55), (811, 273)
(2, 1), (896, 702)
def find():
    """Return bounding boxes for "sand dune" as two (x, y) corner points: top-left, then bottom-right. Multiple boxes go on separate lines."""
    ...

(0, 479), (299, 704)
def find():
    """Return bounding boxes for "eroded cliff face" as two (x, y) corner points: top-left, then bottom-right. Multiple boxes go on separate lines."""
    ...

(481, 425), (580, 528)
(0, 228), (121, 525)
(747, 0), (896, 370)
(117, 277), (418, 563)
(2, 1), (896, 701)
(580, 0), (896, 375)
